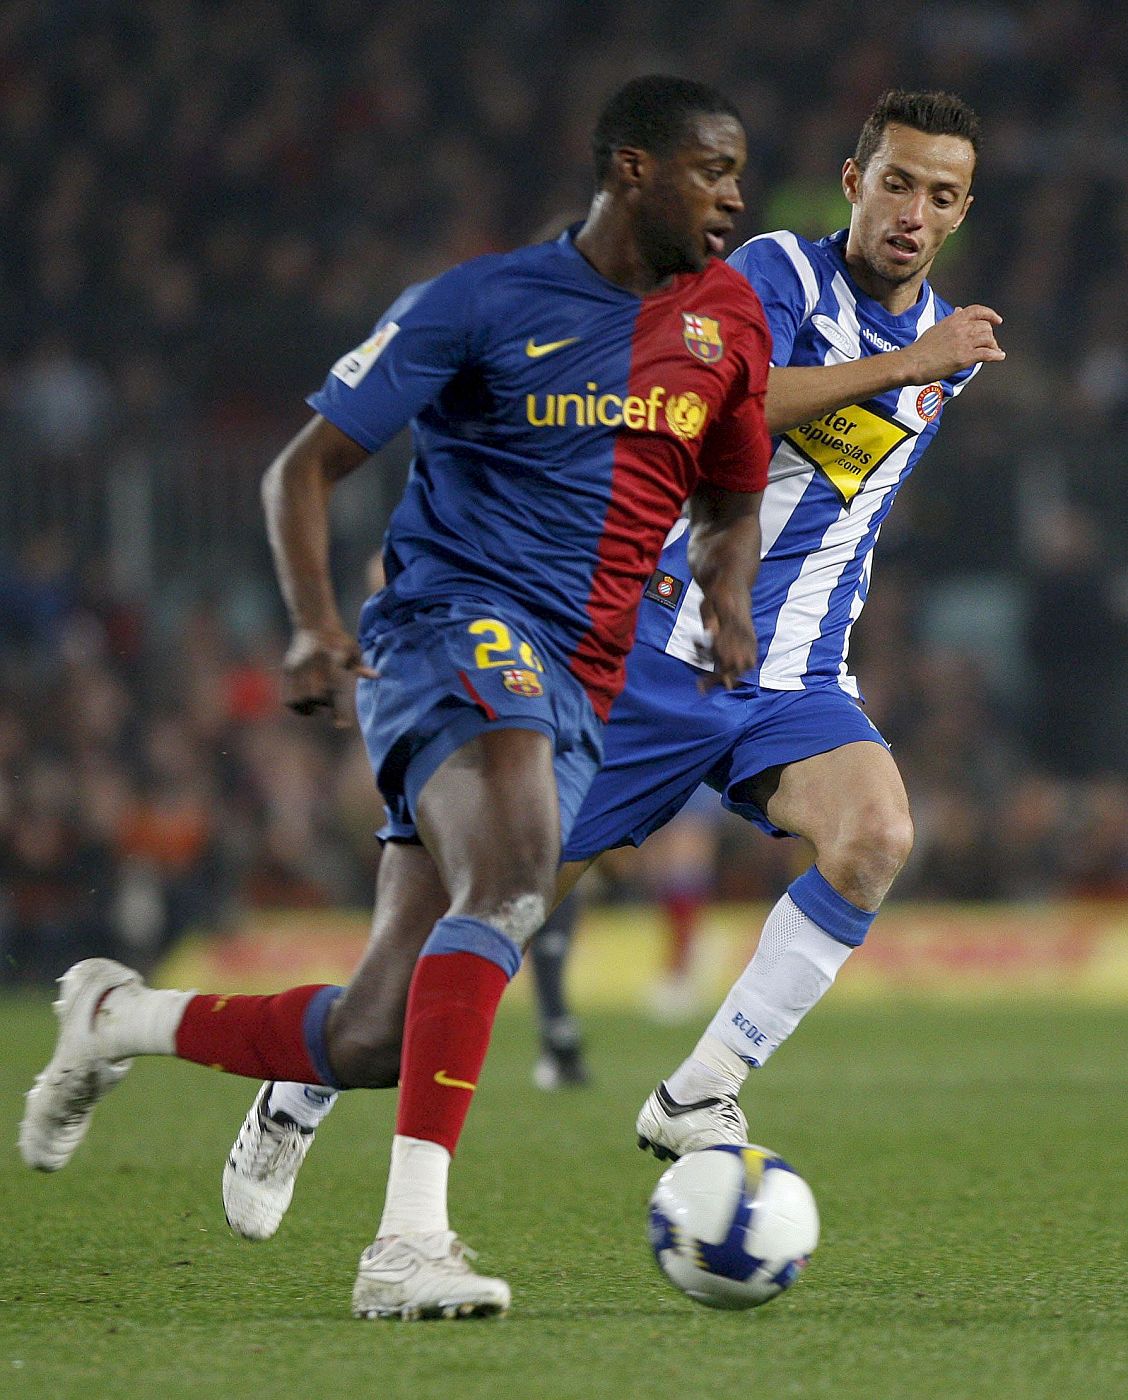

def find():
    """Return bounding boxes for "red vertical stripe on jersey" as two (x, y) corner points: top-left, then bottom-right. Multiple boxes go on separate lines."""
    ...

(569, 294), (701, 718)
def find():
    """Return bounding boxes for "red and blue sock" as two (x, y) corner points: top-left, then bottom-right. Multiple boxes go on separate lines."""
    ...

(395, 916), (522, 1156)
(174, 984), (343, 1086)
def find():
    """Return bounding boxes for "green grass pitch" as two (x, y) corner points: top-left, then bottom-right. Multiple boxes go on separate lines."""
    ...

(3, 993), (1126, 1400)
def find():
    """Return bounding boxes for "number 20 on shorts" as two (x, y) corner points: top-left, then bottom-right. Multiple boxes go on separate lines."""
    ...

(467, 618), (544, 673)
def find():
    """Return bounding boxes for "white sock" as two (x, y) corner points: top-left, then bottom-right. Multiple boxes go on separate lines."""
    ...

(377, 1135), (451, 1237)
(665, 1029), (747, 1102)
(95, 983), (195, 1059)
(666, 893), (854, 1102)
(266, 1082), (339, 1129)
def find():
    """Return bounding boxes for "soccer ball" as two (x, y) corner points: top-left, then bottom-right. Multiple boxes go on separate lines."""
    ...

(648, 1144), (819, 1310)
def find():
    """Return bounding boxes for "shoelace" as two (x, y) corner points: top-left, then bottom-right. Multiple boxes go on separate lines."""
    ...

(244, 1115), (306, 1179)
(369, 1234), (479, 1271)
(53, 1066), (105, 1124)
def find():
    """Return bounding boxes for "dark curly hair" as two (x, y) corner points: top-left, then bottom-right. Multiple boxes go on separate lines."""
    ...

(592, 75), (742, 185)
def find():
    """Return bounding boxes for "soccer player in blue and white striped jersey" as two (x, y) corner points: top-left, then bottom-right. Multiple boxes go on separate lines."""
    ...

(623, 89), (1006, 1153)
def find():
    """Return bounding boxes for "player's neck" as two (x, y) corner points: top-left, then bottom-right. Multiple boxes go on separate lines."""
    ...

(574, 202), (674, 297)
(842, 247), (927, 316)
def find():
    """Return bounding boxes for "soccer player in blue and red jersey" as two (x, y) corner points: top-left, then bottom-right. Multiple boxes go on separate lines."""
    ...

(21, 76), (774, 1318)
(209, 89), (1004, 1235)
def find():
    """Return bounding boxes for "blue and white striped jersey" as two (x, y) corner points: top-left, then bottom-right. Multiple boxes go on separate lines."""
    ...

(634, 228), (979, 695)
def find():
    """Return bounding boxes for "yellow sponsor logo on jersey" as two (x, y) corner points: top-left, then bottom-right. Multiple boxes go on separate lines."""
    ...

(784, 403), (911, 506)
(526, 382), (707, 439)
(665, 391), (708, 441)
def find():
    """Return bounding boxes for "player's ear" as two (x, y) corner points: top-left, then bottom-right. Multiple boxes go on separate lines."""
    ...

(841, 158), (861, 206)
(612, 146), (646, 188)
(950, 191), (973, 232)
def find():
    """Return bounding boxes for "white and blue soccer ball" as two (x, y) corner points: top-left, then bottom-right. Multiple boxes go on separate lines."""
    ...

(648, 1144), (819, 1310)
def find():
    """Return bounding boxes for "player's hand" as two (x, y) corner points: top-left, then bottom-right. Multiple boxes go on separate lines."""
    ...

(282, 625), (378, 727)
(698, 590), (758, 691)
(903, 304), (1005, 380)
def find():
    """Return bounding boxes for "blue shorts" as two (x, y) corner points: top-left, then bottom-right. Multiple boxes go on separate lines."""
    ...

(358, 603), (603, 845)
(564, 643), (888, 859)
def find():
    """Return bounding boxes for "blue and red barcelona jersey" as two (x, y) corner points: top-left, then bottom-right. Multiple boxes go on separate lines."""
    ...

(307, 229), (771, 719)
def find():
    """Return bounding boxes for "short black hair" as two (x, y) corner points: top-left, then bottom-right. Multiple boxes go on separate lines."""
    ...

(854, 89), (982, 172)
(592, 74), (742, 185)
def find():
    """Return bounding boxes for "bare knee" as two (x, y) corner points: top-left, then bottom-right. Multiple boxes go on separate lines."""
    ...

(816, 806), (915, 910)
(447, 831), (558, 950)
(415, 726), (561, 947)
(453, 878), (552, 951)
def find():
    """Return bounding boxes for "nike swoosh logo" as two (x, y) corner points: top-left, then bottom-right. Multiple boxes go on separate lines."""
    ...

(525, 336), (579, 359)
(433, 1069), (477, 1091)
(656, 1084), (724, 1116)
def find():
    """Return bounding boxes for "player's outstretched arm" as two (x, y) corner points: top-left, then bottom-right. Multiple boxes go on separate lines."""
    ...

(765, 304), (1005, 434)
(262, 414), (376, 722)
(686, 484), (762, 688)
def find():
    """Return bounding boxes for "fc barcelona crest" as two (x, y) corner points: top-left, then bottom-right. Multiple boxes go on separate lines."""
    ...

(502, 668), (544, 698)
(682, 312), (724, 363)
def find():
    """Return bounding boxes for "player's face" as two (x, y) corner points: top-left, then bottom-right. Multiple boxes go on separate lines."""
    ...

(843, 123), (975, 303)
(635, 114), (746, 277)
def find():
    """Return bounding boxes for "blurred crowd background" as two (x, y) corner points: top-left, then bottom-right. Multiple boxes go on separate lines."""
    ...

(2, 0), (1127, 983)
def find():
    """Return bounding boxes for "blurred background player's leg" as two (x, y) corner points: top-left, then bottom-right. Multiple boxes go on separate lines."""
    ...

(638, 790), (722, 1022)
(528, 888), (590, 1090)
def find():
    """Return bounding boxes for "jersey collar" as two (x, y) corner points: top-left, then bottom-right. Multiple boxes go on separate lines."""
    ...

(821, 228), (933, 328)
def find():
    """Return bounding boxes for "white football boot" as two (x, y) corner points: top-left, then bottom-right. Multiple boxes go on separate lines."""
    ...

(19, 958), (142, 1171)
(222, 1083), (315, 1241)
(351, 1232), (511, 1321)
(635, 1081), (749, 1161)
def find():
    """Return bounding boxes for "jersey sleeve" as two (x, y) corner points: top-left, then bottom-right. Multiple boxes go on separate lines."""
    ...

(947, 360), (981, 397)
(697, 296), (773, 492)
(727, 233), (817, 368)
(307, 260), (486, 452)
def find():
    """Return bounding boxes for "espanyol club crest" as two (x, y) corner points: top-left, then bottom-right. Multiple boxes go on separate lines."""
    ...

(644, 568), (685, 610)
(682, 313), (724, 363)
(501, 668), (544, 698)
(916, 383), (944, 422)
